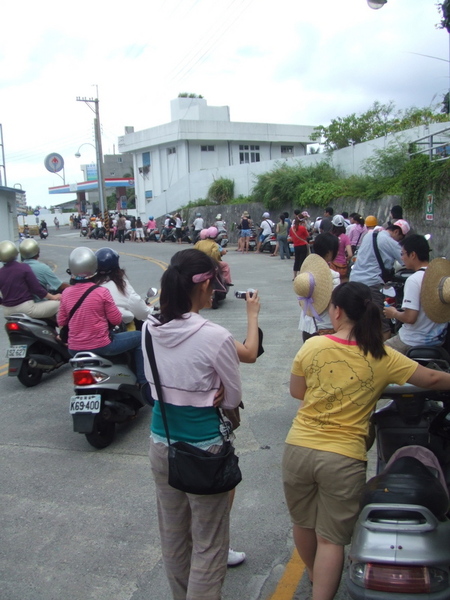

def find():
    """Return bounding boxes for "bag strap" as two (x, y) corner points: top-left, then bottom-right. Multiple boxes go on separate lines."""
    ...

(372, 232), (386, 278)
(144, 326), (230, 444)
(145, 327), (171, 444)
(67, 284), (100, 323)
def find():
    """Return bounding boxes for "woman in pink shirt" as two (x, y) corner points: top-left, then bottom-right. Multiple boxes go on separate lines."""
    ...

(330, 215), (352, 282)
(58, 247), (145, 383)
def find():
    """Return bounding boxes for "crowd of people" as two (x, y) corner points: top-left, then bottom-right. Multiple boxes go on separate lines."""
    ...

(2, 200), (450, 600)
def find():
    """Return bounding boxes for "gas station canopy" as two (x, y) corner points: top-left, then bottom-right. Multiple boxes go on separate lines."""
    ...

(49, 178), (134, 195)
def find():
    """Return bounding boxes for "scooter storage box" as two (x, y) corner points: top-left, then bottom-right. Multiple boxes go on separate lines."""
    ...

(360, 457), (449, 518)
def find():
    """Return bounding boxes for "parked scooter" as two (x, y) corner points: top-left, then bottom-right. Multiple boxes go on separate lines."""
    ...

(5, 313), (71, 387)
(80, 226), (88, 237)
(347, 345), (450, 599)
(180, 226), (192, 244)
(146, 228), (161, 242)
(216, 228), (229, 248)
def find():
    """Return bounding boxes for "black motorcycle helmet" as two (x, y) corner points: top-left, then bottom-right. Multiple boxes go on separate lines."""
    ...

(95, 247), (120, 274)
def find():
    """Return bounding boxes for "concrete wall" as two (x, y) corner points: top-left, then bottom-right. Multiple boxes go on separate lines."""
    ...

(163, 195), (449, 259)
(0, 187), (21, 242)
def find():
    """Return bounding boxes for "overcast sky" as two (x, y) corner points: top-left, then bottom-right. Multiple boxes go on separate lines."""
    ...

(1, 0), (448, 208)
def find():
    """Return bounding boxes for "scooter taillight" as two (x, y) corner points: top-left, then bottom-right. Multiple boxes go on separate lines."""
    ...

(351, 563), (448, 593)
(5, 322), (20, 331)
(73, 370), (108, 386)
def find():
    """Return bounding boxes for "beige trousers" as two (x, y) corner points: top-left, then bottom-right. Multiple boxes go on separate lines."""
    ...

(3, 299), (60, 319)
(149, 437), (230, 600)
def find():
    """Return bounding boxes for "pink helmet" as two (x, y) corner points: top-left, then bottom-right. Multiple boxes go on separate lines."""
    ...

(207, 226), (218, 239)
(199, 229), (209, 240)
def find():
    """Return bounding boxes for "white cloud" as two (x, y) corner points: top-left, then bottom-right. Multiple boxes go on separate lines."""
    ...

(1, 0), (448, 206)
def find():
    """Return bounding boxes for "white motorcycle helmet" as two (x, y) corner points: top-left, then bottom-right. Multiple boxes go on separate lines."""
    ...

(68, 247), (98, 280)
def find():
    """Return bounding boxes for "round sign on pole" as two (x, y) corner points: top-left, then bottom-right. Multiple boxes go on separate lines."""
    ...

(44, 153), (64, 173)
(34, 210), (40, 216)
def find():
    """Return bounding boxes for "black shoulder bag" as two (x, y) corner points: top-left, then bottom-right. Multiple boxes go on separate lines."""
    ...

(59, 285), (100, 344)
(372, 232), (395, 283)
(144, 328), (242, 495)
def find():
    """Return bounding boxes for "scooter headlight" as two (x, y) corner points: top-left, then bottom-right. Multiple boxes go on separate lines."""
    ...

(73, 370), (109, 386)
(349, 562), (448, 593)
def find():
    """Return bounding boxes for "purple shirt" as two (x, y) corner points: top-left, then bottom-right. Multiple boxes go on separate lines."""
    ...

(0, 261), (48, 306)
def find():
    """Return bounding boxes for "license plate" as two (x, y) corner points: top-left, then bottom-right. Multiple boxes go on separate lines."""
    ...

(69, 394), (101, 414)
(7, 345), (27, 359)
(270, 240), (276, 245)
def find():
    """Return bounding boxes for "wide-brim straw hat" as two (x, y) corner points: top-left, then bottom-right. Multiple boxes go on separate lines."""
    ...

(421, 258), (450, 323)
(293, 254), (333, 317)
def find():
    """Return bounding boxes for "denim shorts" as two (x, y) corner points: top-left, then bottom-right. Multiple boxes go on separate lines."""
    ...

(240, 229), (252, 237)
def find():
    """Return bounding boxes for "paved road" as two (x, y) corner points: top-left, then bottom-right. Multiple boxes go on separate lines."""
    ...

(0, 231), (356, 600)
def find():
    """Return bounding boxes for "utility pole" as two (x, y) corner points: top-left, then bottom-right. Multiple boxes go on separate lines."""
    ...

(0, 124), (7, 187)
(76, 92), (106, 215)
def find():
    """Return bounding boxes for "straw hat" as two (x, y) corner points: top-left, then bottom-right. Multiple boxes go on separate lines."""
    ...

(421, 258), (450, 323)
(293, 254), (333, 317)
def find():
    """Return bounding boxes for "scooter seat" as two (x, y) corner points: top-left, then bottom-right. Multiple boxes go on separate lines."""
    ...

(360, 457), (449, 519)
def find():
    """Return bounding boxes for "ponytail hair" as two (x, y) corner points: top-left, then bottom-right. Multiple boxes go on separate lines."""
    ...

(331, 282), (387, 359)
(159, 249), (216, 323)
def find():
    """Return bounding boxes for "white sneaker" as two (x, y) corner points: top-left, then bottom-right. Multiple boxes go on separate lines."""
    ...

(227, 547), (246, 567)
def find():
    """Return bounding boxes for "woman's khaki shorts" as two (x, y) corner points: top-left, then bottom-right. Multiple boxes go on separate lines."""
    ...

(282, 444), (366, 546)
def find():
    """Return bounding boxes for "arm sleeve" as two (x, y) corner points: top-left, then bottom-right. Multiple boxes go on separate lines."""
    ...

(401, 273), (421, 311)
(124, 281), (152, 321)
(102, 290), (123, 326)
(213, 335), (242, 409)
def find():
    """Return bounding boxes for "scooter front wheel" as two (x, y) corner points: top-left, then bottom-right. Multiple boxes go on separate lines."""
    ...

(85, 416), (115, 449)
(17, 359), (43, 387)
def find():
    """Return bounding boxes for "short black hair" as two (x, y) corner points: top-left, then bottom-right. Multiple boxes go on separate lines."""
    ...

(390, 205), (403, 219)
(325, 207), (334, 216)
(342, 211), (348, 219)
(313, 232), (339, 261)
(400, 234), (430, 262)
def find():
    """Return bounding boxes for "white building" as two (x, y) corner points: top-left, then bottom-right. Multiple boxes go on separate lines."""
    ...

(118, 97), (316, 218)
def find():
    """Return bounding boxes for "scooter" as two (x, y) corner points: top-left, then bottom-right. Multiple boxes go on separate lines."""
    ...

(69, 350), (149, 449)
(216, 228), (229, 248)
(80, 226), (88, 237)
(347, 345), (450, 599)
(69, 289), (159, 449)
(39, 227), (48, 240)
(5, 313), (71, 387)
(146, 228), (161, 242)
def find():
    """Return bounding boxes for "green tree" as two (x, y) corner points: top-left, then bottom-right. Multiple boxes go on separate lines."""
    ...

(310, 101), (449, 150)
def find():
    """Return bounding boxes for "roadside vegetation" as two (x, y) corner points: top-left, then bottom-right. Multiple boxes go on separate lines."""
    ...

(179, 101), (450, 214)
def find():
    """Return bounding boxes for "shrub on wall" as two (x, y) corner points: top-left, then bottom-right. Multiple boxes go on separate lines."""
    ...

(207, 177), (235, 204)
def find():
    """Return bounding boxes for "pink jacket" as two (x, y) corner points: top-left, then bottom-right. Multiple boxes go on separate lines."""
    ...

(142, 313), (241, 409)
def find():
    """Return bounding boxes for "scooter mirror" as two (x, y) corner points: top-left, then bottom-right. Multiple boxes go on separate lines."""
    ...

(146, 287), (158, 299)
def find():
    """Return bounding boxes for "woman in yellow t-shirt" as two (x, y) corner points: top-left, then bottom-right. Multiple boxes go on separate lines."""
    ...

(283, 281), (450, 600)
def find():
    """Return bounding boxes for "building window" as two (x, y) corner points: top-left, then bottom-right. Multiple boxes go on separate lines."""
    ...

(168, 147), (176, 155)
(142, 152), (151, 167)
(239, 144), (260, 164)
(117, 157), (123, 163)
(201, 145), (215, 152)
(281, 146), (294, 155)
(145, 190), (153, 199)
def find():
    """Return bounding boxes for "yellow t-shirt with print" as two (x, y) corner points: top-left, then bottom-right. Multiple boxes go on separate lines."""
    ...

(287, 335), (418, 462)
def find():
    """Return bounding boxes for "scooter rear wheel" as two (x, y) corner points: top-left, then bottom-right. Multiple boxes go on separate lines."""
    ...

(85, 416), (115, 449)
(17, 360), (43, 387)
